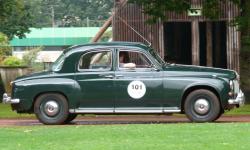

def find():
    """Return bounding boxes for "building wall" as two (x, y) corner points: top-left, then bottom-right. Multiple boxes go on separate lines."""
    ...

(113, 0), (241, 72)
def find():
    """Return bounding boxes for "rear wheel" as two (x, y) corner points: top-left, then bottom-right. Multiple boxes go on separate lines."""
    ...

(34, 93), (69, 125)
(184, 89), (221, 122)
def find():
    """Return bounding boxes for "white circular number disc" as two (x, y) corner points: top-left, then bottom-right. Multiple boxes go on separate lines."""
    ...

(127, 81), (146, 99)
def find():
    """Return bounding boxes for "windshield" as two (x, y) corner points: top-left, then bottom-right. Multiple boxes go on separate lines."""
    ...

(149, 48), (165, 65)
(51, 53), (65, 71)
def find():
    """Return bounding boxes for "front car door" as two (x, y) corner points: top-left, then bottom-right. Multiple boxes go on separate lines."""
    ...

(114, 48), (164, 113)
(74, 48), (115, 112)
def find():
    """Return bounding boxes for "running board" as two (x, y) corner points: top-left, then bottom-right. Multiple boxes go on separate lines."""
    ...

(69, 107), (181, 114)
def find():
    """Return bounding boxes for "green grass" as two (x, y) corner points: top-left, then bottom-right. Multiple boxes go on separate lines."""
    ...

(0, 104), (34, 119)
(225, 104), (250, 115)
(0, 123), (250, 150)
(0, 103), (250, 119)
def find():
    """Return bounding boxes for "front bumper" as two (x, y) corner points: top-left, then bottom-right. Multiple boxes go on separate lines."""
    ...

(2, 93), (20, 104)
(228, 90), (245, 106)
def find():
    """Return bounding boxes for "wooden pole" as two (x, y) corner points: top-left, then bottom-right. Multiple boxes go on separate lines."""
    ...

(206, 22), (213, 67)
(191, 20), (200, 65)
(91, 16), (113, 43)
(91, 0), (128, 43)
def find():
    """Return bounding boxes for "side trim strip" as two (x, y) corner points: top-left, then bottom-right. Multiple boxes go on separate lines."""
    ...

(69, 107), (181, 114)
(69, 108), (114, 113)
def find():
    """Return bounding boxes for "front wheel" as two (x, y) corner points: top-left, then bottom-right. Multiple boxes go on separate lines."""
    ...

(34, 93), (69, 125)
(184, 89), (221, 122)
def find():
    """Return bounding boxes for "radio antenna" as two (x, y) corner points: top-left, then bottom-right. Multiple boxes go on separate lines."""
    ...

(116, 15), (152, 46)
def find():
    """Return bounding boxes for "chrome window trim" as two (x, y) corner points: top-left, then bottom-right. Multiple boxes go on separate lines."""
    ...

(117, 49), (156, 71)
(77, 49), (112, 72)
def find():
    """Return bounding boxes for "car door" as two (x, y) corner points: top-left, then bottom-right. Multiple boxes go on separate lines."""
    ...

(114, 48), (164, 113)
(74, 48), (115, 112)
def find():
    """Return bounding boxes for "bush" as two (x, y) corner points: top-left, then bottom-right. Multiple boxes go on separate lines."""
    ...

(2, 56), (24, 67)
(0, 33), (12, 57)
(22, 47), (42, 67)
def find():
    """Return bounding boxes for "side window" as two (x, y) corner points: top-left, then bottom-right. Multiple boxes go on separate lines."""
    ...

(119, 50), (152, 69)
(79, 51), (112, 70)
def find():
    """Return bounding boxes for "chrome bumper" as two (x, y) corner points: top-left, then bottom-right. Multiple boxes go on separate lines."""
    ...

(228, 90), (245, 106)
(2, 93), (20, 104)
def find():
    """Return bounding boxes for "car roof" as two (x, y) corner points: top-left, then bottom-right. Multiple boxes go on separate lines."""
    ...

(63, 41), (150, 54)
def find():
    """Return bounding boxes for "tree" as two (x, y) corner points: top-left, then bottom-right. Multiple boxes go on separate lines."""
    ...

(25, 0), (114, 27)
(0, 33), (11, 57)
(128, 0), (241, 22)
(0, 0), (35, 39)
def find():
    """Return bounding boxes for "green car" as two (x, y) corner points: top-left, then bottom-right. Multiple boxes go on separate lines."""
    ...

(2, 42), (245, 124)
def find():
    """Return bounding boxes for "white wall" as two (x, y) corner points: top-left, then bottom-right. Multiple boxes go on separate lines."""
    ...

(13, 51), (63, 63)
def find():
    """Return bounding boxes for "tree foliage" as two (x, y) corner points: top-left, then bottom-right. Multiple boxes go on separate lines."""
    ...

(128, 0), (241, 22)
(0, 0), (35, 39)
(26, 0), (113, 27)
(0, 33), (11, 57)
(239, 0), (250, 51)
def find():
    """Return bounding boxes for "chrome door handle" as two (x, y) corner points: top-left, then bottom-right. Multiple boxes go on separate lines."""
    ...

(115, 75), (124, 78)
(99, 74), (114, 78)
(104, 75), (114, 78)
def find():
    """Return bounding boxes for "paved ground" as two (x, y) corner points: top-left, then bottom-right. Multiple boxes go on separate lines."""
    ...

(0, 115), (250, 126)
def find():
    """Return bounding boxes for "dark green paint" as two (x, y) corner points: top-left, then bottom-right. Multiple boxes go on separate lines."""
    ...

(10, 42), (237, 113)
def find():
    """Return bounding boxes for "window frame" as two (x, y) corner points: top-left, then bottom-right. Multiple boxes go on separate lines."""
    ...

(77, 49), (113, 72)
(117, 49), (155, 71)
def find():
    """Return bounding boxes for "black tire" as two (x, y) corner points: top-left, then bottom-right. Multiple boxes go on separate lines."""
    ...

(34, 93), (69, 125)
(184, 89), (221, 122)
(64, 114), (78, 124)
(214, 112), (223, 121)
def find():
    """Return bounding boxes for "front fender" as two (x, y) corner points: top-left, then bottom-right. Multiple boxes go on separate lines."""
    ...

(182, 77), (230, 107)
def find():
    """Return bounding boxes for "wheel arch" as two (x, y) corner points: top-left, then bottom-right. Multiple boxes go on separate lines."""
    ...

(181, 85), (223, 113)
(29, 91), (69, 113)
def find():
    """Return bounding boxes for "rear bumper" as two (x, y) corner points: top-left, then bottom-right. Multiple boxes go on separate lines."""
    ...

(2, 93), (20, 104)
(228, 90), (245, 106)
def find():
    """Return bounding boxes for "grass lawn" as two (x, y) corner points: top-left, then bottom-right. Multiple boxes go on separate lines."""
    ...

(0, 104), (34, 119)
(225, 104), (250, 115)
(0, 123), (250, 150)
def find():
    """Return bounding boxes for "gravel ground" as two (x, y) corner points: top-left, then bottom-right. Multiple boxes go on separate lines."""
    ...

(0, 115), (250, 126)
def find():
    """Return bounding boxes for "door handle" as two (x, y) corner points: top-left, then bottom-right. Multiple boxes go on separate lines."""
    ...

(115, 75), (124, 78)
(103, 75), (114, 79)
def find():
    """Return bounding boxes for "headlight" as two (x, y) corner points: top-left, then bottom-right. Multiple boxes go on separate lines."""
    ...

(235, 71), (240, 81)
(10, 81), (14, 87)
(229, 80), (234, 91)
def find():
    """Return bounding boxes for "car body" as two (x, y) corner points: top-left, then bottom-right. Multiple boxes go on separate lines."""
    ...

(2, 42), (245, 124)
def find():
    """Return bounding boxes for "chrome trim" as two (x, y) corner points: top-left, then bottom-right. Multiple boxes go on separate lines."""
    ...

(69, 107), (181, 114)
(44, 101), (59, 116)
(228, 90), (245, 106)
(2, 93), (20, 104)
(78, 50), (112, 72)
(194, 99), (210, 115)
(163, 107), (181, 113)
(69, 108), (114, 113)
(115, 108), (162, 113)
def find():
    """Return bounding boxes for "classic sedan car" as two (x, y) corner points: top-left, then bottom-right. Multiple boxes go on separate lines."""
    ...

(2, 42), (245, 124)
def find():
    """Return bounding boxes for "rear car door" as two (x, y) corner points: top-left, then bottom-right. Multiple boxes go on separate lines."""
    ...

(75, 48), (115, 112)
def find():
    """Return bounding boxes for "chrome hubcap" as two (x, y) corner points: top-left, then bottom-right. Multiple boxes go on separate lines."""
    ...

(194, 99), (210, 115)
(44, 101), (59, 116)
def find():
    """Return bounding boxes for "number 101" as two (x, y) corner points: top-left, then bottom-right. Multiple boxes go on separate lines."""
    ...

(132, 84), (142, 90)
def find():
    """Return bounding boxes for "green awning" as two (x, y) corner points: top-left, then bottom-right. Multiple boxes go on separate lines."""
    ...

(10, 27), (111, 46)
